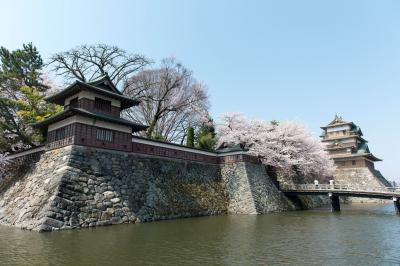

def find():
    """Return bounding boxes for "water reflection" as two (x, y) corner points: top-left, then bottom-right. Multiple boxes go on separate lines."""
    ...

(1, 204), (400, 265)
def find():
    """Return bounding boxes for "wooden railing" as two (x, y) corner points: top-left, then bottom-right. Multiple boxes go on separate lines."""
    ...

(46, 136), (74, 150)
(6, 145), (46, 161)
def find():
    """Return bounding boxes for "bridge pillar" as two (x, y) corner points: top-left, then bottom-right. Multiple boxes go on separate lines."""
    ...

(393, 197), (400, 215)
(329, 193), (340, 212)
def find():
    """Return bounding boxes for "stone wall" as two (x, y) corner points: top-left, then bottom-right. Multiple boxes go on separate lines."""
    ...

(275, 168), (331, 209)
(0, 145), (325, 231)
(221, 163), (295, 214)
(0, 147), (71, 231)
(333, 167), (392, 203)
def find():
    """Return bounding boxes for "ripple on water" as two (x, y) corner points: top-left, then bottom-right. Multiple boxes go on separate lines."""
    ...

(1, 204), (400, 266)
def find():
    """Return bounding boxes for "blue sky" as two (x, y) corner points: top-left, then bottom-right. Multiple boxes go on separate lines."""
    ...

(1, 0), (399, 181)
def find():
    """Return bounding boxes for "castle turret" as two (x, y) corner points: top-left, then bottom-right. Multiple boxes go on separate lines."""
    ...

(32, 75), (147, 151)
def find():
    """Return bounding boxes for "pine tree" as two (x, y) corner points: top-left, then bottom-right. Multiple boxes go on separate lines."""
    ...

(195, 117), (217, 151)
(0, 43), (60, 152)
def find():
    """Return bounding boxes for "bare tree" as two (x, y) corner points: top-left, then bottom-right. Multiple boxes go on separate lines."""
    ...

(49, 44), (151, 87)
(123, 58), (209, 143)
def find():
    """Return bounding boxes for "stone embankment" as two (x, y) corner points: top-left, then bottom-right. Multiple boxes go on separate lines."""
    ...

(0, 145), (327, 231)
(334, 167), (392, 203)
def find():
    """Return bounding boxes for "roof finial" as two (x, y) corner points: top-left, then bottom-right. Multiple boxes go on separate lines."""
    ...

(328, 114), (344, 125)
(335, 113), (340, 122)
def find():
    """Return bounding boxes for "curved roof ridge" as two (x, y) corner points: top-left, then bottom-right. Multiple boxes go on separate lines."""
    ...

(86, 74), (121, 95)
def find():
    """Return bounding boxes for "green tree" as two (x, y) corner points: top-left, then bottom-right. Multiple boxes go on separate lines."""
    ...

(0, 43), (46, 97)
(195, 117), (216, 151)
(270, 120), (279, 126)
(0, 43), (60, 152)
(186, 127), (195, 147)
(151, 133), (167, 142)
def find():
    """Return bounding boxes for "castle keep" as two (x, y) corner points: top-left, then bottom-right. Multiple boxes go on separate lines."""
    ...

(321, 115), (391, 195)
(321, 115), (381, 169)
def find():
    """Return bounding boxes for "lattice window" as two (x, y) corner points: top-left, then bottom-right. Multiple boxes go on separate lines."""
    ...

(55, 127), (66, 141)
(96, 128), (113, 142)
(94, 97), (111, 113)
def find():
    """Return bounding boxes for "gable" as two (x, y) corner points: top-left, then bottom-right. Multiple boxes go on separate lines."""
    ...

(87, 75), (121, 95)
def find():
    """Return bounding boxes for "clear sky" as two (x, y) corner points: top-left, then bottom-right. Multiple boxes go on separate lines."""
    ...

(1, 0), (399, 181)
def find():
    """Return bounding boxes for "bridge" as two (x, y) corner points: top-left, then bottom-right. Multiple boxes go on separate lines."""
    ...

(281, 184), (400, 213)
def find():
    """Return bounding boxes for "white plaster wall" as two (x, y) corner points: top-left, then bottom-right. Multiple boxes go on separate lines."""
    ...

(64, 91), (121, 107)
(327, 125), (351, 132)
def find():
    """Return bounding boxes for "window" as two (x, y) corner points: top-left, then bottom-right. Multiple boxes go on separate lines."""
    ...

(94, 97), (111, 113)
(352, 160), (356, 166)
(96, 128), (113, 142)
(55, 127), (66, 141)
(69, 97), (78, 108)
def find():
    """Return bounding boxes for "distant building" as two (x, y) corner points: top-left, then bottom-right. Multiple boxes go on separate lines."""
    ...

(320, 115), (391, 201)
(320, 114), (381, 170)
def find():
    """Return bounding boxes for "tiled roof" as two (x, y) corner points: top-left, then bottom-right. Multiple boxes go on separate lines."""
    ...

(45, 80), (139, 109)
(86, 74), (121, 95)
(332, 153), (382, 161)
(321, 114), (356, 129)
(328, 114), (347, 125)
(321, 135), (367, 143)
(32, 107), (148, 132)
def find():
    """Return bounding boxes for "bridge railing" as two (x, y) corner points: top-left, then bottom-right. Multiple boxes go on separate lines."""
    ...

(281, 183), (400, 194)
(386, 187), (400, 192)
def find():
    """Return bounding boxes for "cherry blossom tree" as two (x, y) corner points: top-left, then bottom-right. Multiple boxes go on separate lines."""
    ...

(41, 73), (62, 95)
(216, 113), (335, 177)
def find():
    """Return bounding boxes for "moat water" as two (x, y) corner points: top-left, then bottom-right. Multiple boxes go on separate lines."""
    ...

(0, 203), (399, 266)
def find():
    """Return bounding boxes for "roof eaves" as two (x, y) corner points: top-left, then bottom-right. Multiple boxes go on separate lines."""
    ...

(31, 109), (74, 128)
(77, 81), (140, 105)
(44, 80), (80, 102)
(321, 122), (355, 129)
(71, 108), (148, 130)
(45, 80), (140, 108)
